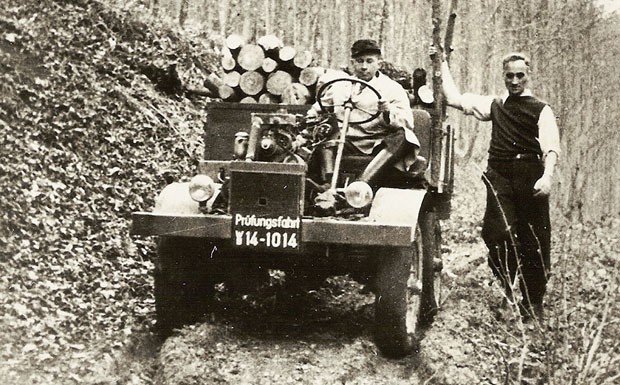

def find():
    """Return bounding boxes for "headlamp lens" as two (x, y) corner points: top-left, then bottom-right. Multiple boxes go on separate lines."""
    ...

(189, 174), (215, 202)
(344, 181), (373, 208)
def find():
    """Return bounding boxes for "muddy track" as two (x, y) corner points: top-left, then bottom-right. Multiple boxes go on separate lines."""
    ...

(109, 240), (494, 385)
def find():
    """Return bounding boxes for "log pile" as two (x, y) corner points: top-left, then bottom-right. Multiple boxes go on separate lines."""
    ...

(206, 34), (326, 105)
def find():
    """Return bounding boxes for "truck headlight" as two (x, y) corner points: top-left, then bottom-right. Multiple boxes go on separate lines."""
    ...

(344, 181), (373, 208)
(189, 174), (215, 202)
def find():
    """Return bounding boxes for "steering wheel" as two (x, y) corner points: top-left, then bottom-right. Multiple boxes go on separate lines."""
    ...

(316, 77), (383, 124)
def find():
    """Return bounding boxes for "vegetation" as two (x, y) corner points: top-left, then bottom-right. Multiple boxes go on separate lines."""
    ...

(0, 0), (618, 384)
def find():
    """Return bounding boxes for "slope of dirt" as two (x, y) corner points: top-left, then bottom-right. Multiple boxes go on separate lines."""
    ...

(1, 1), (618, 385)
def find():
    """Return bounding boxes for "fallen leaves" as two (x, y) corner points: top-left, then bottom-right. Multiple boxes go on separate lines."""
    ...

(1, 0), (216, 382)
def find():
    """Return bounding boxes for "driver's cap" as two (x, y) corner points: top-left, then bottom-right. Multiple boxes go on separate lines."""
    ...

(351, 39), (382, 58)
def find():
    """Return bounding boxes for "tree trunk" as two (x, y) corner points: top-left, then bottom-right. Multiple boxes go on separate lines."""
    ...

(151, 0), (159, 17)
(179, 0), (189, 27)
(429, 0), (445, 189)
(218, 0), (230, 37)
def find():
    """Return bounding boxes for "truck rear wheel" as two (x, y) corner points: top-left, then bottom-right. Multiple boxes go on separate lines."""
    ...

(373, 245), (419, 358)
(154, 236), (218, 337)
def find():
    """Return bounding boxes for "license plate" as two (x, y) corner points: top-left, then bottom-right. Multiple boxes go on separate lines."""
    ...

(232, 214), (301, 252)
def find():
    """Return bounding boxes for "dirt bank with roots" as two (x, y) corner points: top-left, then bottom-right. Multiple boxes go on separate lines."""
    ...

(1, 1), (618, 384)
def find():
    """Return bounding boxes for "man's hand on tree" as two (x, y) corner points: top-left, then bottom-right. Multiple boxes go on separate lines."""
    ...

(428, 44), (451, 61)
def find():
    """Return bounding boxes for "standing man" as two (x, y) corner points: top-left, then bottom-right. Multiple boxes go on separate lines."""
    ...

(308, 39), (422, 189)
(437, 50), (561, 321)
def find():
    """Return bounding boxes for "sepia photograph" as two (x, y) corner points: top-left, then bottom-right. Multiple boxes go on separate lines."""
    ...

(1, 0), (618, 383)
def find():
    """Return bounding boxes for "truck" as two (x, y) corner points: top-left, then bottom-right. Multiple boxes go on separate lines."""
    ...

(131, 77), (453, 358)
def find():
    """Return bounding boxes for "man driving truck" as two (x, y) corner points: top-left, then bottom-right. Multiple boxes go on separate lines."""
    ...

(307, 39), (423, 190)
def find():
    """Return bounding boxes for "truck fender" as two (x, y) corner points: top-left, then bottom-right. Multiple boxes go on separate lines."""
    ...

(154, 182), (221, 215)
(368, 188), (426, 242)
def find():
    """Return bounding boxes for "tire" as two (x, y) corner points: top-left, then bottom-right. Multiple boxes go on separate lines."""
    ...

(373, 245), (419, 358)
(154, 236), (218, 338)
(418, 211), (442, 325)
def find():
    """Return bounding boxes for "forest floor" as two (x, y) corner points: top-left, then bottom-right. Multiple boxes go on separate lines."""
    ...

(1, 1), (618, 384)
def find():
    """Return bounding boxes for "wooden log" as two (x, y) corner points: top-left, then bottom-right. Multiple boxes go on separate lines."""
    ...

(240, 96), (258, 103)
(185, 87), (214, 97)
(222, 71), (241, 88)
(203, 73), (224, 97)
(221, 52), (237, 72)
(299, 67), (325, 86)
(281, 83), (311, 105)
(258, 92), (279, 104)
(261, 57), (278, 74)
(257, 34), (283, 54)
(217, 84), (238, 101)
(225, 34), (245, 53)
(237, 44), (265, 71)
(266, 70), (293, 96)
(316, 68), (350, 90)
(293, 50), (313, 69)
(278, 46), (296, 62)
(239, 71), (265, 96)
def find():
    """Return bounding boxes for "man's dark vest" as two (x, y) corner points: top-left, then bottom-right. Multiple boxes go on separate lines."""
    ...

(489, 95), (547, 160)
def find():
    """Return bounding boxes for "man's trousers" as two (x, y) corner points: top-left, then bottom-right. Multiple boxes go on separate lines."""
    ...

(481, 159), (551, 306)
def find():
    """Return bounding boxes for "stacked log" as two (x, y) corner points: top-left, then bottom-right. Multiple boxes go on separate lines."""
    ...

(213, 34), (324, 105)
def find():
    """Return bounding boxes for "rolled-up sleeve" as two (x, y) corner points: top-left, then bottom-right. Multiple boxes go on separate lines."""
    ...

(538, 105), (561, 158)
(460, 93), (495, 121)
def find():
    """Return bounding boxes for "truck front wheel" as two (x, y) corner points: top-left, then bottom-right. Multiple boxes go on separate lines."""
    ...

(373, 245), (419, 358)
(154, 236), (219, 337)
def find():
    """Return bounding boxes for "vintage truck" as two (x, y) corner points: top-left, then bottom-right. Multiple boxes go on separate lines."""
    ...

(131, 78), (453, 357)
